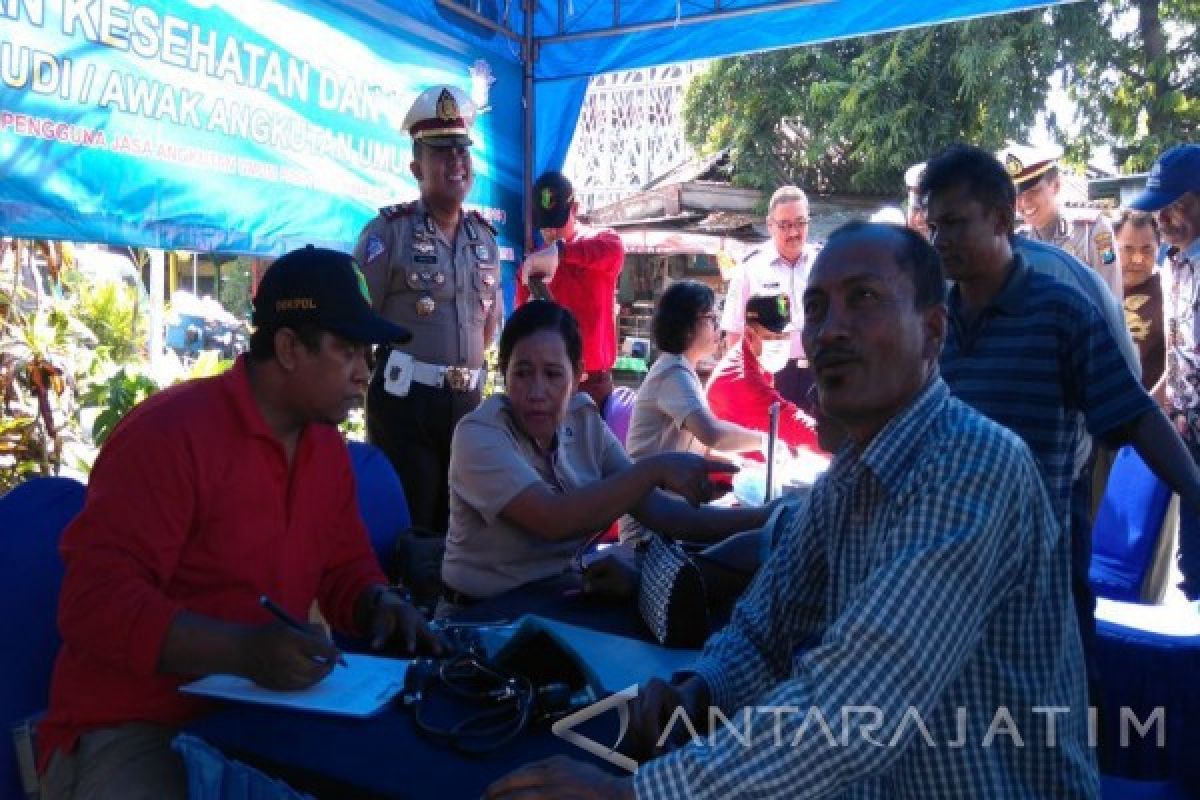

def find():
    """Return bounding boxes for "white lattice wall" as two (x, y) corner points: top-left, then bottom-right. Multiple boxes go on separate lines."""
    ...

(562, 62), (707, 212)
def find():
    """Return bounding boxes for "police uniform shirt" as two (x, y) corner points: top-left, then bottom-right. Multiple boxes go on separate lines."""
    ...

(1024, 211), (1122, 301)
(442, 393), (628, 598)
(720, 240), (820, 359)
(353, 197), (499, 370)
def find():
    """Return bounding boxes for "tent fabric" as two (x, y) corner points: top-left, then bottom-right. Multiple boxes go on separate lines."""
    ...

(395, 0), (1079, 175)
(0, 0), (1074, 253)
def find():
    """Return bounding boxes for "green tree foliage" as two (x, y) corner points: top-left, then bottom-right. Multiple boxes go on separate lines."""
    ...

(1054, 0), (1198, 171)
(683, 11), (1062, 194)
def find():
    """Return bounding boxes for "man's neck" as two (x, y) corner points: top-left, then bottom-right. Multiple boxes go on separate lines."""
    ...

(245, 360), (304, 464)
(1034, 211), (1062, 238)
(423, 197), (461, 237)
(957, 249), (1015, 316)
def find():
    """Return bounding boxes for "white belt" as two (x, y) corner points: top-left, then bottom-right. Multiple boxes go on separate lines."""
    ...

(411, 360), (483, 391)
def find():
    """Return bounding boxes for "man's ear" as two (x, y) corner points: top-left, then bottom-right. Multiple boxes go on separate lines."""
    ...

(274, 328), (299, 372)
(921, 304), (948, 360)
(410, 159), (423, 182)
(994, 204), (1016, 237)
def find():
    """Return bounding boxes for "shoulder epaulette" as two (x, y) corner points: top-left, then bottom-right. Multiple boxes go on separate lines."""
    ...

(379, 202), (417, 221)
(468, 210), (497, 236)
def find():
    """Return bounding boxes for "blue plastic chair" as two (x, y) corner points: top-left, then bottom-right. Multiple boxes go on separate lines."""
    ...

(346, 441), (411, 576)
(1090, 446), (1173, 603)
(0, 476), (86, 799)
(601, 386), (636, 447)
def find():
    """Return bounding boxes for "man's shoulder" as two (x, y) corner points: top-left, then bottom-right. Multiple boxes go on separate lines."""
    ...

(378, 201), (419, 222)
(927, 394), (1036, 475)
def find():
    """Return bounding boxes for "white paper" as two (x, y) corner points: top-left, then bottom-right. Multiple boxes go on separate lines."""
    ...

(180, 653), (410, 718)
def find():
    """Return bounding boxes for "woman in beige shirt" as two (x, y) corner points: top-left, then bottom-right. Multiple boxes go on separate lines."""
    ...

(440, 301), (768, 613)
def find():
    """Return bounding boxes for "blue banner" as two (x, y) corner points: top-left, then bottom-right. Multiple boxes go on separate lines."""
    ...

(0, 0), (523, 259)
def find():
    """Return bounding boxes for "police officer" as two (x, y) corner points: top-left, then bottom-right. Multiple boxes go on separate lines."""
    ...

(999, 141), (1121, 299)
(904, 162), (930, 239)
(354, 85), (500, 533)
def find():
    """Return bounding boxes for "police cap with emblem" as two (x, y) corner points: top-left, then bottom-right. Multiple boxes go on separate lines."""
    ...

(997, 142), (1062, 193)
(403, 85), (476, 148)
(254, 245), (411, 344)
(1129, 144), (1200, 212)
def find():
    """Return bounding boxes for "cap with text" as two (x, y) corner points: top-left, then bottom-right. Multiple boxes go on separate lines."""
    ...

(403, 85), (476, 148)
(1129, 144), (1200, 212)
(253, 246), (411, 345)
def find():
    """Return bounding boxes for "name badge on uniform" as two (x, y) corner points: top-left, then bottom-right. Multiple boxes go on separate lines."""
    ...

(473, 244), (490, 261)
(413, 240), (436, 256)
(414, 254), (438, 264)
(383, 350), (414, 398)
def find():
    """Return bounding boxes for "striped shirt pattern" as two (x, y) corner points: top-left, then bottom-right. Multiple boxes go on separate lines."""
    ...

(940, 254), (1155, 531)
(635, 379), (1098, 799)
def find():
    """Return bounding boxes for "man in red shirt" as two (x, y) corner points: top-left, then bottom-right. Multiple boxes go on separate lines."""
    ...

(38, 246), (442, 799)
(706, 292), (820, 455)
(519, 171), (625, 409)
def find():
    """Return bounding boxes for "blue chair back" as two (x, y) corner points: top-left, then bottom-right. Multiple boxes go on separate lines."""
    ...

(346, 441), (410, 576)
(0, 476), (86, 799)
(1090, 446), (1172, 603)
(601, 386), (636, 447)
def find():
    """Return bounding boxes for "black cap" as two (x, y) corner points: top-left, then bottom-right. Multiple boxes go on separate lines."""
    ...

(744, 293), (794, 334)
(252, 246), (411, 345)
(533, 171), (575, 229)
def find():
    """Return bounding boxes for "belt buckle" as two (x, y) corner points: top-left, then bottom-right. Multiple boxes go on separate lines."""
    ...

(444, 366), (471, 392)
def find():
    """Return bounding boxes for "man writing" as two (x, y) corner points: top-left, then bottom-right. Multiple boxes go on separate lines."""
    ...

(487, 222), (1097, 798)
(705, 291), (820, 455)
(519, 170), (625, 409)
(38, 246), (441, 799)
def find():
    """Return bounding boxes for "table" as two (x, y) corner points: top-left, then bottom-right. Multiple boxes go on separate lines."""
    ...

(188, 576), (640, 798)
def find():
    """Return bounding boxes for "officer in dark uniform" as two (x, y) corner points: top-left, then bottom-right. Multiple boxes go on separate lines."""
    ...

(353, 85), (500, 533)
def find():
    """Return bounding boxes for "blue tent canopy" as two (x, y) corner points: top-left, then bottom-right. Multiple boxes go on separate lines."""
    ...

(0, 0), (1073, 255)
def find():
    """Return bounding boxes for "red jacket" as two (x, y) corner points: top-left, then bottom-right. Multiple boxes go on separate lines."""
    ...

(517, 226), (624, 373)
(38, 358), (385, 769)
(706, 339), (820, 454)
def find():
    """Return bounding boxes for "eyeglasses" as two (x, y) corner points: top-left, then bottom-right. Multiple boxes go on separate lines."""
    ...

(770, 218), (810, 232)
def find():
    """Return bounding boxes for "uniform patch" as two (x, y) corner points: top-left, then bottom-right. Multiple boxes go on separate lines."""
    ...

(473, 244), (490, 261)
(365, 234), (385, 263)
(413, 240), (436, 255)
(1095, 231), (1115, 264)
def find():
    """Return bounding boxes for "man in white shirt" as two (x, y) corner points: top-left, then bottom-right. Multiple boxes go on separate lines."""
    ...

(721, 186), (819, 411)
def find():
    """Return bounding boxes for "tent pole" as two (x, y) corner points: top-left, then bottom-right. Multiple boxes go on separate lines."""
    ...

(522, 0), (535, 253)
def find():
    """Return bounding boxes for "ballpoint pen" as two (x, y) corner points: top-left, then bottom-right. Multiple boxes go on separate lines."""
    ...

(259, 594), (348, 668)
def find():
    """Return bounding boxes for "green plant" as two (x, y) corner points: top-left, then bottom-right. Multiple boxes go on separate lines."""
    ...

(71, 277), (147, 364)
(81, 367), (160, 446)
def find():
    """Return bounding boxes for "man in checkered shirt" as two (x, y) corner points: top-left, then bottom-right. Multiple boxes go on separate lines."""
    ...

(487, 223), (1097, 799)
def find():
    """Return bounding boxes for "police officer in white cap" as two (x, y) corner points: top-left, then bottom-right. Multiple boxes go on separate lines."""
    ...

(999, 141), (1121, 299)
(353, 85), (500, 533)
(904, 162), (929, 239)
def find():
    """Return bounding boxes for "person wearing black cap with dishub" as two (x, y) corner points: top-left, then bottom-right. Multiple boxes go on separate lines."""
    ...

(518, 170), (625, 410)
(37, 246), (441, 800)
(353, 85), (501, 533)
(1129, 143), (1200, 599)
(705, 292), (821, 456)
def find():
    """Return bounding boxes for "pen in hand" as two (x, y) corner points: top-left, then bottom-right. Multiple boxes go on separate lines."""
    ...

(258, 594), (348, 668)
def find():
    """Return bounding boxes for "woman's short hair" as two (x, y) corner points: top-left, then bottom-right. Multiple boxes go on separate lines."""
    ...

(653, 280), (715, 354)
(498, 300), (583, 374)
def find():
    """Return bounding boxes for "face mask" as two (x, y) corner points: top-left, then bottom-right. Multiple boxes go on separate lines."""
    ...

(758, 340), (791, 373)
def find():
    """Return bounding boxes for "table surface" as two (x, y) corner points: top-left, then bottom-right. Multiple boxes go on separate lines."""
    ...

(188, 576), (641, 799)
